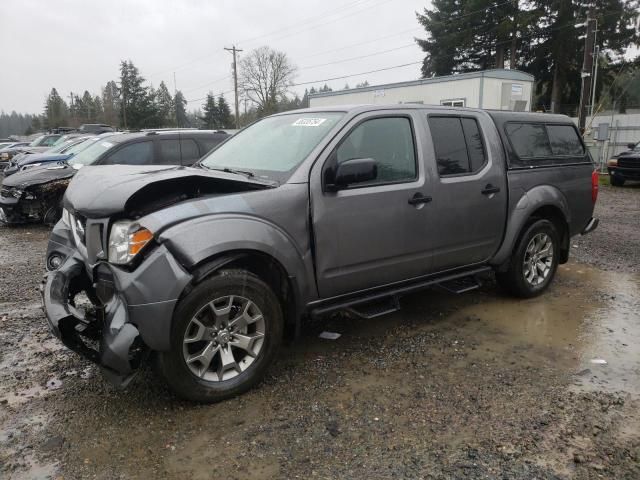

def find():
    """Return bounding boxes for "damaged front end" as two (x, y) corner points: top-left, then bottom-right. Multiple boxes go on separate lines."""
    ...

(43, 214), (193, 387)
(41, 254), (145, 386)
(0, 178), (70, 225)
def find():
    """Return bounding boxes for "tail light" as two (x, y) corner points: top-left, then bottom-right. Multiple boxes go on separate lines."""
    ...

(591, 170), (599, 203)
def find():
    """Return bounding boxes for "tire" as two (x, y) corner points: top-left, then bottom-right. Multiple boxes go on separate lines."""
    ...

(158, 269), (283, 403)
(610, 175), (625, 187)
(496, 219), (560, 298)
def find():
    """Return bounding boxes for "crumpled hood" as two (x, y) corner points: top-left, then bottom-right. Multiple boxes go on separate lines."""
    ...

(2, 163), (76, 188)
(64, 164), (275, 218)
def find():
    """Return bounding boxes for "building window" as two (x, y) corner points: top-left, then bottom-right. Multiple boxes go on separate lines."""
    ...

(440, 99), (465, 107)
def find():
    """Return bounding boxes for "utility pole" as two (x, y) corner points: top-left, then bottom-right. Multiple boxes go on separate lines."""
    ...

(122, 91), (127, 130)
(224, 45), (243, 129)
(578, 14), (597, 131)
(69, 92), (75, 128)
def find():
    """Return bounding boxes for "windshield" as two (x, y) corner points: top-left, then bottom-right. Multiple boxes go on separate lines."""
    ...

(68, 138), (118, 167)
(49, 139), (79, 153)
(29, 135), (45, 147)
(200, 112), (345, 181)
(63, 138), (95, 155)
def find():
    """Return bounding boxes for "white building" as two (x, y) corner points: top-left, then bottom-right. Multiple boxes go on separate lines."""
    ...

(309, 69), (534, 111)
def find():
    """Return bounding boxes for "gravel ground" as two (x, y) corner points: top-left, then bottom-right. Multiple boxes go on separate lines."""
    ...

(0, 185), (639, 479)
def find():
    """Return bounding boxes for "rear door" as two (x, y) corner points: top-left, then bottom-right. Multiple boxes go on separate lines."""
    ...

(425, 112), (507, 271)
(310, 110), (436, 298)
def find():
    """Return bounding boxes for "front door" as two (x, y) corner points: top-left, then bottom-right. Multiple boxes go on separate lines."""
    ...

(310, 111), (435, 298)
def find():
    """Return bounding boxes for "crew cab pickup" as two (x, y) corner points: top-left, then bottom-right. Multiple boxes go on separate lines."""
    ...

(42, 106), (599, 402)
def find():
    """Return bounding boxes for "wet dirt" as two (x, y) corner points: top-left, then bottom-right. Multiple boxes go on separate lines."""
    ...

(1, 185), (639, 479)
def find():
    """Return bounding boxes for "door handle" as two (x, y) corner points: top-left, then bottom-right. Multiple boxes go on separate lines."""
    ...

(481, 184), (501, 195)
(408, 192), (432, 205)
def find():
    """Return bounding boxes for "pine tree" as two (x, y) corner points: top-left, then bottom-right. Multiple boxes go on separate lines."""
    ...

(119, 60), (154, 129)
(44, 88), (69, 129)
(174, 91), (188, 127)
(156, 81), (174, 126)
(217, 95), (233, 128)
(200, 93), (219, 129)
(102, 81), (120, 127)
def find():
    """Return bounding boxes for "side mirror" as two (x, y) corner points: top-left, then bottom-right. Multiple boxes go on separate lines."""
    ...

(329, 158), (377, 190)
(627, 143), (637, 150)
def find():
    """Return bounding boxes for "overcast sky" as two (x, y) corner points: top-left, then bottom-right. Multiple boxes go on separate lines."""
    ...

(0, 0), (430, 114)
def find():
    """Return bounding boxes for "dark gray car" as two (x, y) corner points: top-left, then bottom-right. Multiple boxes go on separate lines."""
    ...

(42, 105), (598, 402)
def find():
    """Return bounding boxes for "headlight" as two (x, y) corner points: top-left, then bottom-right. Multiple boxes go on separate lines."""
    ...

(21, 163), (41, 170)
(10, 188), (23, 198)
(108, 220), (154, 264)
(607, 159), (617, 167)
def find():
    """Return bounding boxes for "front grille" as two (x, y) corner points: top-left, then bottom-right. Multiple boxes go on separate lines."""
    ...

(618, 157), (640, 169)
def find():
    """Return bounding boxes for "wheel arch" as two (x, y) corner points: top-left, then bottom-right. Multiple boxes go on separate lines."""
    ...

(180, 250), (302, 341)
(491, 185), (571, 269)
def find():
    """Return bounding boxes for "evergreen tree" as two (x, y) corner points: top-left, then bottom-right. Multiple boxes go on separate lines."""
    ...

(155, 81), (174, 126)
(174, 90), (188, 127)
(200, 93), (219, 129)
(102, 80), (120, 127)
(44, 88), (69, 129)
(217, 95), (233, 128)
(119, 60), (154, 129)
(81, 90), (95, 122)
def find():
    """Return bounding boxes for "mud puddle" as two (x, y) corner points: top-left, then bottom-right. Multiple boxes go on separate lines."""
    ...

(2, 261), (640, 479)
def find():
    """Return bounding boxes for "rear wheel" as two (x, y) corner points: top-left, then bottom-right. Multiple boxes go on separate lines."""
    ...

(496, 219), (559, 298)
(159, 269), (283, 403)
(610, 174), (625, 187)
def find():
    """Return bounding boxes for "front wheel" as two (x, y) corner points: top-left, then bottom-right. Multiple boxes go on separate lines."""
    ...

(158, 269), (283, 403)
(496, 219), (560, 298)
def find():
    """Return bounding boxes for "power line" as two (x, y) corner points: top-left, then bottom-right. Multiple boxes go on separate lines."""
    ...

(300, 43), (417, 70)
(236, 0), (373, 45)
(292, 61), (422, 87)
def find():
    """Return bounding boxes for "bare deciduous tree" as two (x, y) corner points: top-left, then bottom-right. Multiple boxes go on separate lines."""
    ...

(239, 46), (297, 116)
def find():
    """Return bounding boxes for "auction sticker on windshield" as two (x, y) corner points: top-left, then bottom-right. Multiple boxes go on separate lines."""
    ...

(292, 118), (327, 127)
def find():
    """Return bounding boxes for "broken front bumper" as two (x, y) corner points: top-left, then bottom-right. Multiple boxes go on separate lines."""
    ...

(43, 222), (193, 386)
(42, 254), (143, 386)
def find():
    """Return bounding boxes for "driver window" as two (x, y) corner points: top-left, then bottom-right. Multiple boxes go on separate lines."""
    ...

(336, 117), (417, 184)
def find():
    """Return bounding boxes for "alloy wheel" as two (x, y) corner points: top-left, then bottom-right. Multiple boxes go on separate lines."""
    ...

(182, 295), (266, 382)
(522, 233), (554, 286)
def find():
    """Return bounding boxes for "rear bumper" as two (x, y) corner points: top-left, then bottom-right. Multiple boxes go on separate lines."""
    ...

(581, 217), (599, 235)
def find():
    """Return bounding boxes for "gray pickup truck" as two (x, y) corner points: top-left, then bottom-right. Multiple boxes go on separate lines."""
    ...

(42, 105), (599, 402)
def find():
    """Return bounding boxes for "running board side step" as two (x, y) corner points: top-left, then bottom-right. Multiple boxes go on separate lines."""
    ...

(347, 296), (401, 319)
(436, 275), (482, 294)
(310, 266), (491, 319)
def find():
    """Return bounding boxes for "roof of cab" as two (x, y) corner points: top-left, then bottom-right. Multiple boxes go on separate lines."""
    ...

(277, 104), (574, 122)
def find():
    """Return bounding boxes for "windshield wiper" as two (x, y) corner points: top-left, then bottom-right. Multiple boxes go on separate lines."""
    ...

(205, 166), (255, 178)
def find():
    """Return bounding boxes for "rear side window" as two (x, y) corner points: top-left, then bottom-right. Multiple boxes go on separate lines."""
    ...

(336, 116), (417, 184)
(505, 123), (552, 158)
(180, 139), (200, 165)
(547, 125), (584, 155)
(159, 139), (181, 165)
(428, 116), (487, 176)
(103, 141), (154, 165)
(199, 137), (225, 154)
